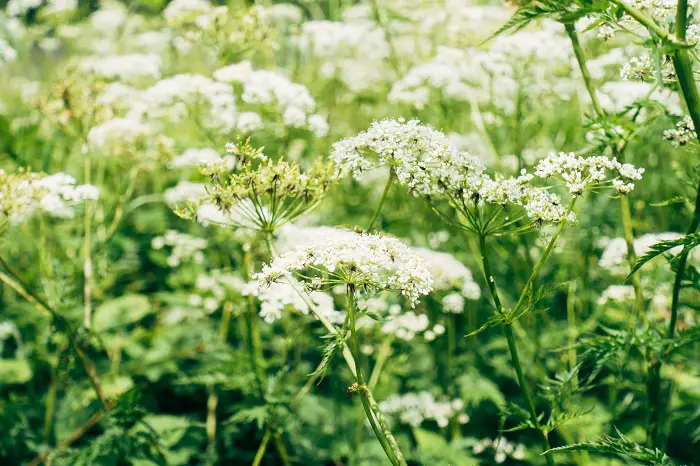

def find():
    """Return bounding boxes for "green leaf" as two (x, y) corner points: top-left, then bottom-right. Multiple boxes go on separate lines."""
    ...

(93, 294), (152, 331)
(627, 233), (700, 279)
(0, 359), (32, 384)
(489, 0), (608, 40)
(545, 427), (672, 464)
(413, 427), (448, 454)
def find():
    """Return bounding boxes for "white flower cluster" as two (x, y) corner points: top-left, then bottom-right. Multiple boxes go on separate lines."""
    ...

(242, 281), (341, 324)
(294, 20), (391, 92)
(164, 181), (207, 207)
(256, 233), (433, 307)
(534, 152), (644, 195)
(185, 270), (246, 315)
(214, 61), (328, 136)
(87, 118), (152, 154)
(626, 0), (676, 21)
(31, 173), (100, 219)
(597, 285), (636, 305)
(0, 38), (18, 66)
(164, 0), (214, 28)
(597, 81), (682, 115)
(379, 392), (468, 428)
(413, 247), (480, 303)
(274, 224), (359, 254)
(380, 307), (444, 341)
(389, 47), (477, 109)
(151, 230), (207, 267)
(332, 119), (579, 225)
(78, 54), (162, 81)
(330, 118), (484, 197)
(664, 116), (695, 146)
(620, 55), (654, 81)
(473, 438), (526, 463)
(132, 74), (236, 132)
(599, 232), (684, 275)
(170, 148), (235, 169)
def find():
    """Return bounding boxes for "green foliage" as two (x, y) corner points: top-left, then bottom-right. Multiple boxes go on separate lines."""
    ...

(547, 427), (673, 465)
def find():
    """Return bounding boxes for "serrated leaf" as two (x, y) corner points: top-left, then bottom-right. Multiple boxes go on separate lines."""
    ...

(627, 233), (700, 279)
(465, 312), (507, 337)
(545, 427), (672, 464)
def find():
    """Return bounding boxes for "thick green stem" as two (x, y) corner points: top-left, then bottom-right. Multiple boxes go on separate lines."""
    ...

(643, 0), (700, 447)
(504, 325), (555, 466)
(367, 170), (395, 231)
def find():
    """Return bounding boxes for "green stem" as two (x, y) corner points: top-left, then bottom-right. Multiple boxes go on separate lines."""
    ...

(83, 149), (93, 329)
(610, 0), (671, 40)
(478, 234), (503, 312)
(367, 170), (395, 231)
(620, 195), (646, 324)
(643, 0), (700, 447)
(565, 23), (604, 117)
(252, 427), (272, 466)
(504, 325), (555, 466)
(347, 288), (398, 466)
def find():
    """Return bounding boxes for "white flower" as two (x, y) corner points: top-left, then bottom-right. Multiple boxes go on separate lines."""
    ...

(133, 74), (236, 132)
(151, 230), (207, 267)
(534, 152), (644, 195)
(597, 285), (636, 305)
(164, 182), (207, 207)
(243, 281), (341, 324)
(330, 118), (484, 198)
(442, 293), (465, 314)
(170, 148), (223, 169)
(214, 61), (324, 134)
(413, 247), (480, 299)
(664, 116), (695, 146)
(379, 392), (465, 428)
(79, 54), (161, 81)
(88, 118), (151, 154)
(599, 232), (684, 275)
(236, 112), (264, 133)
(256, 232), (433, 307)
(0, 38), (18, 65)
(381, 311), (431, 341)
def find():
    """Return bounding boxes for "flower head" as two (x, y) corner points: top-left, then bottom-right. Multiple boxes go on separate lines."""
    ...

(176, 139), (336, 232)
(255, 232), (433, 306)
(534, 152), (644, 195)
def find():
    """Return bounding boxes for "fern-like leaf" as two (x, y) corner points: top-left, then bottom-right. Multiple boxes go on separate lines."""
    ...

(628, 233), (700, 279)
(545, 427), (672, 464)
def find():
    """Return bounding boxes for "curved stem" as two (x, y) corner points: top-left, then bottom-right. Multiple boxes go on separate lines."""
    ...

(367, 170), (395, 231)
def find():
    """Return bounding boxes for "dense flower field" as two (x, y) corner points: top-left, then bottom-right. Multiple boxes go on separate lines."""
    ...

(1, 0), (699, 464)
